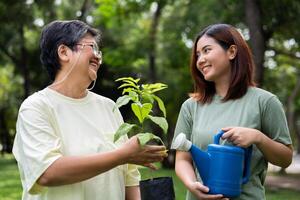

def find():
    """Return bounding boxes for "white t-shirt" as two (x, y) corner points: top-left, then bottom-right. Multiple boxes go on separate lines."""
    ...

(13, 87), (140, 200)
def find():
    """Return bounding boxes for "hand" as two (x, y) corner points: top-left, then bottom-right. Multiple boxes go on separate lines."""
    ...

(121, 136), (167, 169)
(187, 181), (229, 200)
(221, 127), (262, 148)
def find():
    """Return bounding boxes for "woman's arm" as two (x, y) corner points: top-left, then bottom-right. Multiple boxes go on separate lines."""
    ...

(175, 151), (226, 200)
(37, 136), (166, 186)
(222, 127), (293, 168)
(125, 186), (140, 200)
(255, 130), (293, 168)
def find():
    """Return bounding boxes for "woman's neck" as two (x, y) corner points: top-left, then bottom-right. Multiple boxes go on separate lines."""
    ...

(49, 81), (88, 99)
(215, 81), (229, 98)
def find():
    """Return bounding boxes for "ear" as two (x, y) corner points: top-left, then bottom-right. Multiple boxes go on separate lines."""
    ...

(57, 44), (71, 62)
(227, 45), (237, 60)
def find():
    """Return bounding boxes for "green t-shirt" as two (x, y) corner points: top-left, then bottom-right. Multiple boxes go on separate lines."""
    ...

(173, 87), (292, 200)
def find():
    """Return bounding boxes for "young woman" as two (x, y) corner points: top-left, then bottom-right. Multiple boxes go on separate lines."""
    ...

(13, 20), (166, 200)
(173, 24), (293, 200)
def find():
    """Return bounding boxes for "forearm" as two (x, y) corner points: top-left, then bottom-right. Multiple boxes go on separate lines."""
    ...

(175, 151), (197, 188)
(38, 148), (127, 186)
(125, 186), (141, 200)
(256, 131), (293, 168)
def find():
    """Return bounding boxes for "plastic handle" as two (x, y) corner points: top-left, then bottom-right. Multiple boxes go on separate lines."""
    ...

(213, 130), (225, 144)
(242, 145), (252, 184)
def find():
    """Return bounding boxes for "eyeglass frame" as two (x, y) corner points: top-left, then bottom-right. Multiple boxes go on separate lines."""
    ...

(74, 43), (102, 61)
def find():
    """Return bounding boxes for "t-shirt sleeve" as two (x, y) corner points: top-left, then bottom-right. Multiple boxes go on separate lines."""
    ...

(125, 164), (141, 186)
(13, 105), (62, 194)
(173, 100), (193, 142)
(261, 96), (292, 145)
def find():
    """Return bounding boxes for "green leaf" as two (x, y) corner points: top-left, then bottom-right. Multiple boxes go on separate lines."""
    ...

(128, 91), (139, 102)
(131, 103), (152, 123)
(122, 87), (134, 95)
(118, 83), (139, 90)
(153, 95), (166, 117)
(142, 83), (167, 93)
(147, 115), (168, 134)
(114, 123), (138, 142)
(141, 92), (154, 104)
(114, 95), (132, 111)
(116, 77), (140, 84)
(136, 133), (164, 146)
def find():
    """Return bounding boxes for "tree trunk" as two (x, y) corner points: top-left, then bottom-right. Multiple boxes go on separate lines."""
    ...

(148, 1), (164, 83)
(19, 24), (30, 98)
(77, 0), (92, 21)
(287, 74), (300, 154)
(245, 0), (266, 86)
(0, 108), (12, 154)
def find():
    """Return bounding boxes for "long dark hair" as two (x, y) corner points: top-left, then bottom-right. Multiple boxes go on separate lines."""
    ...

(190, 24), (256, 103)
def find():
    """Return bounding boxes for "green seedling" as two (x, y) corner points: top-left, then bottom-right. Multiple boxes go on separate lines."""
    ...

(113, 77), (168, 146)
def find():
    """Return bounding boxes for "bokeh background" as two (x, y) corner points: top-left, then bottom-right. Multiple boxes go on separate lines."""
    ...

(0, 0), (300, 199)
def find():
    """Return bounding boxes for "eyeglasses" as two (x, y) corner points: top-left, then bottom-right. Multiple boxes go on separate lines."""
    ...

(75, 43), (102, 61)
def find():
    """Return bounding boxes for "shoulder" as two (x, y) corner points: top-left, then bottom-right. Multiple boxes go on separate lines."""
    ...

(245, 87), (283, 108)
(182, 97), (198, 108)
(246, 87), (277, 101)
(20, 88), (50, 111)
(88, 91), (116, 107)
(179, 97), (199, 116)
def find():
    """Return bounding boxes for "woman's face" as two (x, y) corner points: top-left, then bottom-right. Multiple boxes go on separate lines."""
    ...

(72, 34), (101, 83)
(196, 35), (233, 84)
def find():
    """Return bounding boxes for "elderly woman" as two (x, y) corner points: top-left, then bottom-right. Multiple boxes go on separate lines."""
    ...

(13, 20), (166, 200)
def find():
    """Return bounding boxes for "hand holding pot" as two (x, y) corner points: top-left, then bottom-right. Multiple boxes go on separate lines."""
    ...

(121, 136), (167, 169)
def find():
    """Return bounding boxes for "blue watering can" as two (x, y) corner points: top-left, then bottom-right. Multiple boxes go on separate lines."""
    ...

(172, 130), (252, 198)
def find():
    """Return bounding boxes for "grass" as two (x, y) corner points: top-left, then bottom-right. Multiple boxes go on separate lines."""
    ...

(0, 154), (22, 200)
(1, 154), (300, 200)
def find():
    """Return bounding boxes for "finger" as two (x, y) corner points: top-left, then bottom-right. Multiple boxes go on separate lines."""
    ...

(143, 163), (158, 170)
(221, 127), (233, 132)
(202, 194), (223, 199)
(221, 129), (233, 139)
(144, 145), (166, 152)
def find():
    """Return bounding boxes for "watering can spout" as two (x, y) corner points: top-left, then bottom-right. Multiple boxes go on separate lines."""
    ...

(172, 133), (210, 184)
(171, 133), (192, 151)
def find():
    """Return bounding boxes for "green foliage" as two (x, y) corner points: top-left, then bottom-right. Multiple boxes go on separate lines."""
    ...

(113, 77), (168, 146)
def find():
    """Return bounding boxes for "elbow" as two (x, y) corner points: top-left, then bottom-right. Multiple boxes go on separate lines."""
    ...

(37, 176), (49, 186)
(278, 146), (293, 168)
(37, 174), (51, 186)
(280, 158), (292, 169)
(37, 173), (56, 186)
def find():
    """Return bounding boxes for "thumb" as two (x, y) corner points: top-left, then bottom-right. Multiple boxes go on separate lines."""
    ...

(194, 182), (209, 193)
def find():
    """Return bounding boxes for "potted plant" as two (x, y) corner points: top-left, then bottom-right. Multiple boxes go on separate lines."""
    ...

(113, 77), (175, 200)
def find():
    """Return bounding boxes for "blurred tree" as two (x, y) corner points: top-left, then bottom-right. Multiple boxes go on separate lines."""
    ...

(0, 64), (22, 154)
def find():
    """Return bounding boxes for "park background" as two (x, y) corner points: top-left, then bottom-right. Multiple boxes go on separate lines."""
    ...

(0, 0), (300, 199)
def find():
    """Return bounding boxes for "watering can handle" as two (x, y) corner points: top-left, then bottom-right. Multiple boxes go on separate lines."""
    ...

(242, 145), (252, 184)
(213, 130), (225, 144)
(214, 130), (252, 184)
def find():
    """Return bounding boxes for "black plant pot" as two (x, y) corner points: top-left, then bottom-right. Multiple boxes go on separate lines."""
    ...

(140, 177), (175, 200)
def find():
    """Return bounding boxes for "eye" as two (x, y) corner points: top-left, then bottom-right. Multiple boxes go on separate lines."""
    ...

(203, 48), (211, 54)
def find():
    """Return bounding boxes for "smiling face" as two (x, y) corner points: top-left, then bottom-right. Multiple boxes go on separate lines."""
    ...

(73, 34), (101, 82)
(196, 35), (233, 84)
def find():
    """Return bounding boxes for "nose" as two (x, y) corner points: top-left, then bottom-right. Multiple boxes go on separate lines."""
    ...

(196, 54), (206, 67)
(94, 51), (102, 64)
